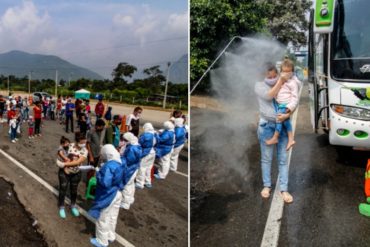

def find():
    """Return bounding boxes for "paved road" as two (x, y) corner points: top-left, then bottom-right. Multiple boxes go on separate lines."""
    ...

(0, 112), (188, 246)
(191, 84), (370, 246)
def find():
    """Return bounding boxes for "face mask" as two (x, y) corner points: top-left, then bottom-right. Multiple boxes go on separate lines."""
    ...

(63, 146), (69, 151)
(78, 143), (86, 148)
(264, 77), (278, 86)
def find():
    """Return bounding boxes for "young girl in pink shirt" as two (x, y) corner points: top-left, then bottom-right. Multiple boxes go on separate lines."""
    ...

(265, 59), (300, 150)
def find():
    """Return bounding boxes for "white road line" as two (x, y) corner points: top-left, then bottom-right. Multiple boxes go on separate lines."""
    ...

(0, 149), (135, 247)
(260, 86), (303, 247)
(173, 170), (189, 177)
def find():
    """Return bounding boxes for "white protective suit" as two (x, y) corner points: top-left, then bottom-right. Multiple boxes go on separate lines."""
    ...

(170, 118), (186, 172)
(136, 123), (156, 188)
(157, 121), (175, 179)
(94, 144), (123, 246)
(121, 132), (140, 210)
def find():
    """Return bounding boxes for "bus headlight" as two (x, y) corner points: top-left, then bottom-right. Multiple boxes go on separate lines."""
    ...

(331, 104), (370, 121)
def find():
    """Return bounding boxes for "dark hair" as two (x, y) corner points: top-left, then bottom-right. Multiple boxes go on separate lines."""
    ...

(113, 114), (122, 121)
(134, 106), (143, 113)
(265, 62), (278, 73)
(172, 110), (182, 118)
(74, 131), (86, 142)
(95, 119), (106, 127)
(60, 136), (70, 144)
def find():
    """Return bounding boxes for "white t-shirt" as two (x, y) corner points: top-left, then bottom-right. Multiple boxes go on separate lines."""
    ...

(64, 143), (88, 174)
(126, 113), (139, 130)
(61, 99), (67, 110)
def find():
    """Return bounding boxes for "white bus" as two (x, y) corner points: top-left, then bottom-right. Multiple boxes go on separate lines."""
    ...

(308, 0), (370, 147)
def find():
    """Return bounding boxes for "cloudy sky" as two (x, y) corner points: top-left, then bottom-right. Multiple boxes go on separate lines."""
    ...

(0, 0), (188, 78)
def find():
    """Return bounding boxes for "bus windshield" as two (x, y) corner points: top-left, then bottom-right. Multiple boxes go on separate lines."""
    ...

(331, 0), (370, 80)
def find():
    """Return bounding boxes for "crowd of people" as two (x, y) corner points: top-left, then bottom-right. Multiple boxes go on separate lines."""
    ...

(0, 93), (188, 247)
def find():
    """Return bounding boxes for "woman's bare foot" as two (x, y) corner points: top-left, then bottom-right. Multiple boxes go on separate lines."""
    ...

(280, 191), (293, 203)
(261, 187), (271, 199)
(286, 140), (296, 150)
(265, 137), (278, 145)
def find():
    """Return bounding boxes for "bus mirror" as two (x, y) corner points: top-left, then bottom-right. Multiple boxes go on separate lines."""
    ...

(314, 0), (335, 33)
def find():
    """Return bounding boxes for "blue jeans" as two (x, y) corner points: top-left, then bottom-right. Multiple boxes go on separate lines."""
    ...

(257, 118), (289, 191)
(274, 103), (292, 134)
(10, 126), (17, 140)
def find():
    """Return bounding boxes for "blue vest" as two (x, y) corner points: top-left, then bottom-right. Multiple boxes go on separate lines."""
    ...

(122, 144), (142, 184)
(155, 130), (174, 158)
(139, 132), (156, 158)
(174, 127), (187, 148)
(88, 159), (126, 220)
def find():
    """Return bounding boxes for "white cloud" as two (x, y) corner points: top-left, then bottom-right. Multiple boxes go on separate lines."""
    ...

(166, 12), (188, 34)
(0, 1), (50, 37)
(0, 1), (188, 78)
(0, 0), (52, 52)
(113, 14), (133, 27)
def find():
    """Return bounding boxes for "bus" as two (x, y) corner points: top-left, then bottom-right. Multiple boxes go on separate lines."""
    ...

(308, 0), (370, 147)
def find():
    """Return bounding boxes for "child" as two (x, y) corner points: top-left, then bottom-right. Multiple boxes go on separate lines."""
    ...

(28, 116), (35, 139)
(9, 117), (17, 143)
(57, 136), (71, 163)
(265, 59), (300, 150)
(50, 100), (56, 120)
(136, 123), (156, 189)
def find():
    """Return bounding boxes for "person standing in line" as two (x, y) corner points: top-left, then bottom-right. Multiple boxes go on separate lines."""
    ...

(33, 101), (42, 137)
(60, 96), (67, 124)
(65, 98), (75, 133)
(120, 132), (142, 210)
(170, 118), (187, 172)
(56, 132), (88, 218)
(154, 121), (175, 180)
(88, 144), (126, 247)
(0, 95), (5, 123)
(56, 95), (62, 121)
(136, 123), (156, 189)
(126, 107), (143, 137)
(104, 115), (122, 149)
(86, 119), (106, 182)
(28, 115), (35, 139)
(95, 96), (105, 123)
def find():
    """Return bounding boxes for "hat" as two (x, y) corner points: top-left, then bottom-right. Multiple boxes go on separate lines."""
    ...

(163, 121), (175, 130)
(101, 144), (121, 164)
(123, 132), (138, 145)
(143, 123), (154, 132)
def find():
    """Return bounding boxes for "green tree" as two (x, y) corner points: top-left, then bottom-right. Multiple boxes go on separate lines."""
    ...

(263, 0), (312, 46)
(112, 62), (137, 89)
(142, 65), (166, 94)
(190, 0), (270, 92)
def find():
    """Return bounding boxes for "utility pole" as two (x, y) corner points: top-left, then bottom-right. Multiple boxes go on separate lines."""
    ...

(7, 76), (9, 95)
(163, 62), (171, 109)
(28, 71), (32, 96)
(55, 70), (58, 98)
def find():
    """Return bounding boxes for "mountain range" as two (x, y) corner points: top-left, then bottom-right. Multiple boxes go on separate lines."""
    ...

(0, 50), (104, 80)
(0, 50), (188, 84)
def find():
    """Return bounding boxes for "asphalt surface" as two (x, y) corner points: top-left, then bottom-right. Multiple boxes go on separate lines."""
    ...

(191, 85), (370, 246)
(0, 113), (188, 247)
(0, 178), (48, 247)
